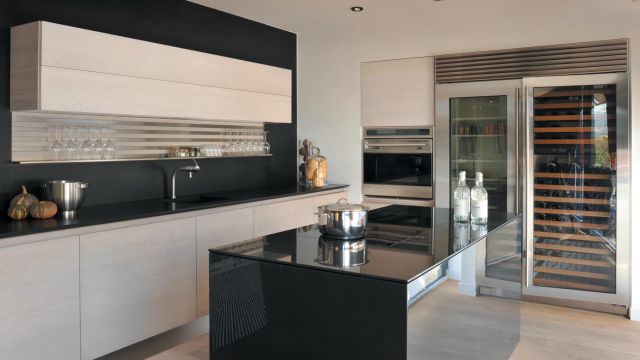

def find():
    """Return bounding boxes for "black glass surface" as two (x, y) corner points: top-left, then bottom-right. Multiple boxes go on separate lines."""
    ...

(0, 184), (348, 240)
(212, 206), (519, 283)
(363, 153), (432, 186)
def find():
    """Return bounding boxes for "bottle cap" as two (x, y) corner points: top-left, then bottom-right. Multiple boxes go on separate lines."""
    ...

(459, 171), (466, 181)
(476, 172), (483, 181)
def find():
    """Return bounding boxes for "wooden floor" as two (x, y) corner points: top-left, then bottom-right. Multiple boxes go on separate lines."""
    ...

(148, 281), (640, 360)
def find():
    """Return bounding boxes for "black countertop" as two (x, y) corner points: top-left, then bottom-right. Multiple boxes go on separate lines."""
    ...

(211, 206), (520, 283)
(0, 184), (348, 240)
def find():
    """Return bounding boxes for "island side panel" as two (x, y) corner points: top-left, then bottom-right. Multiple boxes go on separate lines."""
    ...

(210, 252), (408, 360)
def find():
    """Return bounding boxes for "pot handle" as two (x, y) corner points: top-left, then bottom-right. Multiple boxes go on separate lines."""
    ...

(337, 198), (348, 204)
(317, 212), (329, 225)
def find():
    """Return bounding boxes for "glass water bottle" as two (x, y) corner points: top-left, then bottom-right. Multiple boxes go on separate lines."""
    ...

(453, 171), (470, 222)
(471, 172), (488, 224)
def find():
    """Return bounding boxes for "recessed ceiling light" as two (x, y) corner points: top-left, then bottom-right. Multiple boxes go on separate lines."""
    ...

(350, 6), (364, 12)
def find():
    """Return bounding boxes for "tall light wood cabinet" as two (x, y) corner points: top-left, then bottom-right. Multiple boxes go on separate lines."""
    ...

(0, 236), (80, 360)
(361, 57), (434, 127)
(79, 218), (197, 360)
(10, 21), (292, 123)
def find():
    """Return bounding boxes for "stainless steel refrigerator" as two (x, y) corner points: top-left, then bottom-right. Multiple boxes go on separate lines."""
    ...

(435, 73), (629, 313)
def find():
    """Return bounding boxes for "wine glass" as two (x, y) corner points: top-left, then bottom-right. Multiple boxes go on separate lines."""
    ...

(102, 127), (116, 159)
(48, 126), (63, 160)
(262, 131), (271, 155)
(62, 126), (78, 160)
(93, 127), (105, 160)
(80, 127), (93, 160)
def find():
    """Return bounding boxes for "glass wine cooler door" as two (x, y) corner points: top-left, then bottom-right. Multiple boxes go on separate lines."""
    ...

(524, 74), (629, 307)
(450, 96), (509, 212)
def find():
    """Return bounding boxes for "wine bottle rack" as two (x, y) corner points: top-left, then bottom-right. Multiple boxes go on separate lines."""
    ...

(531, 83), (617, 294)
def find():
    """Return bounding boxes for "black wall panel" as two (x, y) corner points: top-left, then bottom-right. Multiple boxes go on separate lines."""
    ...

(0, 0), (297, 207)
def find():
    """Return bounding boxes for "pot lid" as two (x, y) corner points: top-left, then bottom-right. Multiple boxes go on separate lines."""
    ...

(325, 198), (368, 212)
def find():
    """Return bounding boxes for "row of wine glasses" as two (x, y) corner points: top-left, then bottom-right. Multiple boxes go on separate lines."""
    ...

(223, 129), (270, 156)
(48, 126), (116, 160)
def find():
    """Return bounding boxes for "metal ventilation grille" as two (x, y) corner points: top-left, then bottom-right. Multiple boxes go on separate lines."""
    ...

(435, 39), (628, 83)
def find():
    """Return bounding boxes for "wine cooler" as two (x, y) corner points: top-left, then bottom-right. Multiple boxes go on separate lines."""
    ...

(522, 73), (629, 311)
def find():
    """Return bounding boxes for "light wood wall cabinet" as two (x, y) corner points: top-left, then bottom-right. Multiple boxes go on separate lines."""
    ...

(10, 21), (292, 123)
(361, 57), (434, 127)
(79, 218), (197, 360)
(0, 236), (80, 360)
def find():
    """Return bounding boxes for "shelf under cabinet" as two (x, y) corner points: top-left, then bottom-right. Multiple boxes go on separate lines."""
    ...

(533, 184), (611, 192)
(533, 208), (611, 218)
(533, 277), (612, 293)
(15, 153), (272, 164)
(534, 219), (610, 230)
(533, 101), (616, 110)
(533, 231), (604, 242)
(534, 89), (616, 98)
(533, 196), (610, 205)
(534, 172), (611, 180)
(534, 127), (615, 133)
(534, 254), (612, 268)
(533, 242), (611, 255)
(534, 114), (616, 121)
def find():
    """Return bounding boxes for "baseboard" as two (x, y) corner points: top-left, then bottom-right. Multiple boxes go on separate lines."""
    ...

(98, 316), (209, 359)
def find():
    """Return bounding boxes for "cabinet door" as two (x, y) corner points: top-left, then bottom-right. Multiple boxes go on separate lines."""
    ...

(253, 197), (316, 237)
(196, 208), (254, 317)
(362, 57), (434, 127)
(0, 236), (80, 360)
(80, 218), (197, 359)
(313, 191), (348, 208)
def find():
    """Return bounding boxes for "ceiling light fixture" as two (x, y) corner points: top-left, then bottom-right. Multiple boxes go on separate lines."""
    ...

(350, 6), (364, 12)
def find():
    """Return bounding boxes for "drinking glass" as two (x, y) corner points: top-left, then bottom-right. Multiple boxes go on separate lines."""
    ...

(80, 127), (94, 160)
(262, 131), (271, 155)
(48, 126), (64, 160)
(93, 127), (105, 160)
(102, 127), (116, 159)
(62, 126), (78, 160)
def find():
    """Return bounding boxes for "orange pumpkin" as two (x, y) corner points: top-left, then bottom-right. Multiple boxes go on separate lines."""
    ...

(30, 201), (58, 219)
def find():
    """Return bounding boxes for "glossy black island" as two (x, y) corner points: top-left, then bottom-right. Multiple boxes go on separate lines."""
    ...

(209, 206), (522, 360)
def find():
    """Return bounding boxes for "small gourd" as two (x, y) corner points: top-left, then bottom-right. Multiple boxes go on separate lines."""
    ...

(30, 201), (58, 219)
(10, 185), (39, 209)
(8, 204), (29, 220)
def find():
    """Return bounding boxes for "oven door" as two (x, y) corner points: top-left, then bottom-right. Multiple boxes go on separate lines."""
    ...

(363, 139), (433, 199)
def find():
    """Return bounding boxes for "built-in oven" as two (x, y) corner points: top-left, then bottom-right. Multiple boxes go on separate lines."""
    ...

(363, 127), (433, 204)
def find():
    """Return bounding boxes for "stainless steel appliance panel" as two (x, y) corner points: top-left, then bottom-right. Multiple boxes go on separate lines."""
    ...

(363, 127), (433, 201)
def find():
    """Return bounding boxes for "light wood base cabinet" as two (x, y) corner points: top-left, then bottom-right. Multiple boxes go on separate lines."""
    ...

(80, 218), (197, 360)
(0, 236), (80, 360)
(0, 189), (347, 358)
(196, 208), (255, 317)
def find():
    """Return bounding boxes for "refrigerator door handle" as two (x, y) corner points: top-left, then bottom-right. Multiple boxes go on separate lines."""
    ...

(515, 87), (520, 213)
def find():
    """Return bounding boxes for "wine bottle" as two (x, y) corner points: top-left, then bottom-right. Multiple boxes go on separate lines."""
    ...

(471, 172), (488, 225)
(453, 171), (470, 222)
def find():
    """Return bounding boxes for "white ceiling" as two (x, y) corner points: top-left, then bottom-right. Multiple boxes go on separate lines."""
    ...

(189, 0), (639, 35)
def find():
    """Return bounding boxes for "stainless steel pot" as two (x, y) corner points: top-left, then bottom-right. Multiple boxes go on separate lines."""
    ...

(316, 236), (367, 267)
(44, 180), (89, 217)
(317, 198), (368, 239)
